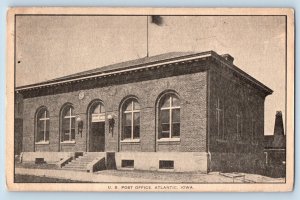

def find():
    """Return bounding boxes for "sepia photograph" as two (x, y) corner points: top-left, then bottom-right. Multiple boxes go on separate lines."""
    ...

(6, 7), (294, 192)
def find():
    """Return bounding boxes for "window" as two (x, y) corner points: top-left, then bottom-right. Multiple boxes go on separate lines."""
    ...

(158, 94), (180, 139)
(121, 160), (134, 168)
(61, 105), (76, 142)
(216, 98), (225, 139)
(122, 99), (140, 140)
(36, 108), (50, 143)
(159, 160), (174, 169)
(35, 158), (46, 164)
(236, 108), (242, 140)
(91, 102), (105, 123)
(251, 119), (257, 141)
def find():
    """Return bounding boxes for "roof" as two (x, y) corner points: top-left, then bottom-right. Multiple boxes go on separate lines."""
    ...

(15, 51), (273, 95)
(51, 52), (195, 82)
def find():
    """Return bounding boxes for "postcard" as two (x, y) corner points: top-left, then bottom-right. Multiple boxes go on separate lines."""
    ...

(6, 7), (294, 192)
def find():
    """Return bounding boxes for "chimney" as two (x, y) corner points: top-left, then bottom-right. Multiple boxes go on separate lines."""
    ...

(221, 54), (234, 64)
(273, 111), (285, 148)
(274, 111), (284, 136)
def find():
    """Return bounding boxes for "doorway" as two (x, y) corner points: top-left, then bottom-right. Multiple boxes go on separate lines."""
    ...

(89, 101), (105, 152)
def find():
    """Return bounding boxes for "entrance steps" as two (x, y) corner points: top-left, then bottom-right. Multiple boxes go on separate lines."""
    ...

(62, 152), (106, 172)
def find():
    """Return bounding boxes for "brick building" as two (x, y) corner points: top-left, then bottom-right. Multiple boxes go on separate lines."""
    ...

(264, 111), (286, 177)
(16, 51), (272, 173)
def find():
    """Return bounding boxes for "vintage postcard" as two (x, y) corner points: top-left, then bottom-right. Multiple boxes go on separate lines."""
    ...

(6, 7), (294, 192)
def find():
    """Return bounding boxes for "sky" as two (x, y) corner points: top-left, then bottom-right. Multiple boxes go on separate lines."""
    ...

(15, 15), (286, 135)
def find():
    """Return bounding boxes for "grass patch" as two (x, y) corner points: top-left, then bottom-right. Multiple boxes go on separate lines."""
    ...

(15, 162), (58, 170)
(14, 174), (91, 183)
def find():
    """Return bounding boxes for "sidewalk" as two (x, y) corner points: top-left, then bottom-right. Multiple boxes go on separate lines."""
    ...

(15, 168), (157, 183)
(15, 167), (285, 183)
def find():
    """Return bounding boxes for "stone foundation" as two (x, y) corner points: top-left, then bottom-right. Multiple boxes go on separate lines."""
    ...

(115, 152), (209, 172)
(20, 151), (209, 173)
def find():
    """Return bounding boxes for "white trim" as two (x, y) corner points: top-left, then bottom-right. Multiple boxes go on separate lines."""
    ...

(16, 52), (272, 95)
(216, 138), (228, 143)
(35, 141), (50, 145)
(160, 106), (180, 110)
(120, 139), (141, 143)
(264, 148), (286, 151)
(61, 106), (76, 142)
(60, 141), (76, 144)
(157, 138), (180, 142)
(159, 95), (180, 139)
(36, 109), (50, 143)
(122, 100), (140, 140)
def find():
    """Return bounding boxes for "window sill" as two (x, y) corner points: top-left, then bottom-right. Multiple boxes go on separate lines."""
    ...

(157, 138), (180, 142)
(236, 141), (247, 145)
(120, 139), (140, 143)
(60, 141), (76, 144)
(216, 139), (228, 143)
(35, 141), (50, 145)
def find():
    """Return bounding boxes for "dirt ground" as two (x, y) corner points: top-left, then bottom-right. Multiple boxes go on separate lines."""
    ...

(14, 163), (285, 183)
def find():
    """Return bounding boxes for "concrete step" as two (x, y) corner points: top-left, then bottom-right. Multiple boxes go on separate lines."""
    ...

(73, 159), (95, 162)
(62, 167), (87, 171)
(72, 160), (94, 164)
(66, 164), (88, 167)
(63, 164), (87, 168)
(62, 153), (106, 172)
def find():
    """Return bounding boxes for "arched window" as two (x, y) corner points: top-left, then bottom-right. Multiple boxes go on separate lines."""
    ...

(36, 107), (50, 143)
(90, 102), (105, 122)
(61, 105), (76, 142)
(158, 94), (180, 139)
(122, 99), (140, 140)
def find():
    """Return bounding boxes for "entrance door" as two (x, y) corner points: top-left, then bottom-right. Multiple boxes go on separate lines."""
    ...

(89, 102), (105, 152)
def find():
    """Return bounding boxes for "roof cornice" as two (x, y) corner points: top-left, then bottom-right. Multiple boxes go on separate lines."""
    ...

(15, 51), (273, 96)
(15, 51), (213, 92)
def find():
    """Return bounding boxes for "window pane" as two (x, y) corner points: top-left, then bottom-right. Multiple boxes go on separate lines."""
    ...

(62, 118), (69, 131)
(123, 126), (131, 139)
(125, 101), (133, 111)
(37, 119), (44, 133)
(71, 118), (75, 129)
(162, 124), (170, 132)
(220, 111), (224, 138)
(37, 109), (45, 119)
(63, 131), (69, 141)
(45, 131), (49, 141)
(71, 129), (75, 140)
(172, 123), (180, 137)
(133, 101), (140, 110)
(36, 118), (45, 142)
(124, 113), (132, 126)
(161, 131), (170, 138)
(161, 110), (169, 124)
(45, 110), (49, 118)
(92, 104), (101, 114)
(172, 109), (180, 123)
(37, 131), (44, 142)
(161, 96), (170, 108)
(172, 96), (180, 107)
(100, 104), (105, 113)
(64, 108), (71, 116)
(133, 126), (140, 139)
(252, 121), (256, 139)
(45, 120), (50, 141)
(133, 112), (140, 126)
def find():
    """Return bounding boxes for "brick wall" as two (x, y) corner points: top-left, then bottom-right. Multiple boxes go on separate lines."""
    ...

(22, 63), (208, 153)
(208, 61), (267, 172)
